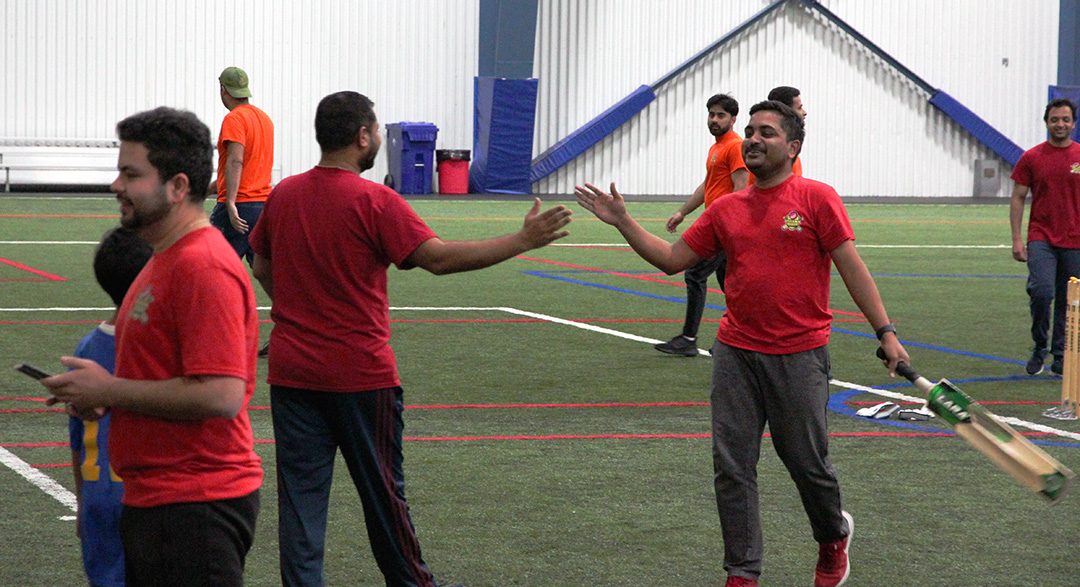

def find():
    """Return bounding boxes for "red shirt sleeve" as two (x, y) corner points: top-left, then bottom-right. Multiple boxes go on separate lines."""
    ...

(682, 204), (723, 260)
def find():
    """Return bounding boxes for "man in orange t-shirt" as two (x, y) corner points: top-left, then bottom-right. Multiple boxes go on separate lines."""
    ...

(211, 66), (274, 266)
(655, 93), (748, 357)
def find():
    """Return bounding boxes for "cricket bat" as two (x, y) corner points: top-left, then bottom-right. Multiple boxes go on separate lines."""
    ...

(877, 349), (1075, 503)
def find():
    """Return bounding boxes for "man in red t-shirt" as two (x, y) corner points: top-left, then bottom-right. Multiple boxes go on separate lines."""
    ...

(211, 66), (274, 266)
(248, 91), (572, 587)
(43, 107), (263, 587)
(1009, 98), (1080, 376)
(575, 101), (908, 587)
(655, 93), (748, 357)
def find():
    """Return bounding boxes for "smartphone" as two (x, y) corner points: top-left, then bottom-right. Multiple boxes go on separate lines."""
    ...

(14, 363), (53, 380)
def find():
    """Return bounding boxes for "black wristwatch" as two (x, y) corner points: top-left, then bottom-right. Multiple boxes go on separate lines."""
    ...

(875, 323), (897, 341)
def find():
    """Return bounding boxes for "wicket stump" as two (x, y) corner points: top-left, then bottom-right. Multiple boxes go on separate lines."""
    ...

(1045, 277), (1080, 420)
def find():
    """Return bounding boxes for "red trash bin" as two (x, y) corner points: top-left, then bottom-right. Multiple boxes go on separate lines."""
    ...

(436, 149), (470, 195)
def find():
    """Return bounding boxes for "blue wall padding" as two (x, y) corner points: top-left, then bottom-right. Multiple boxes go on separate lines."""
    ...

(929, 90), (1024, 165)
(1048, 85), (1080, 142)
(470, 77), (539, 194)
(529, 85), (657, 184)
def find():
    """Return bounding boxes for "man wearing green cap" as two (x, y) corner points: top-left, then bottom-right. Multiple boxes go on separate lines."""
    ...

(213, 66), (274, 266)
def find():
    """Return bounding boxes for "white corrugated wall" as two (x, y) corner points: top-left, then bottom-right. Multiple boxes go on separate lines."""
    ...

(0, 0), (478, 185)
(532, 0), (1059, 197)
(0, 0), (1060, 197)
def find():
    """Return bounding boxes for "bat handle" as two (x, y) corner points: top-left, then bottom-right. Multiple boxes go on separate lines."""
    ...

(876, 347), (920, 383)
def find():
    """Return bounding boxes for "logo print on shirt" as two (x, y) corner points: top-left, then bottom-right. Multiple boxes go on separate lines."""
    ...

(1071, 162), (1080, 174)
(781, 210), (804, 232)
(129, 285), (154, 324)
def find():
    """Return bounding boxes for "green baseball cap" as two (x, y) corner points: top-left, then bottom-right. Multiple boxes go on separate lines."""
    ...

(219, 66), (252, 98)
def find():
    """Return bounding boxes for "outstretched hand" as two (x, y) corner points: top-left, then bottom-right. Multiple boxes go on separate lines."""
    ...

(520, 198), (572, 249)
(575, 182), (628, 227)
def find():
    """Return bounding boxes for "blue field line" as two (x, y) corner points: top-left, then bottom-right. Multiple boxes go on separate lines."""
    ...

(831, 328), (1024, 365)
(536, 268), (1024, 280)
(873, 374), (1060, 390)
(527, 269), (1022, 366)
(829, 389), (1080, 449)
(523, 270), (729, 310)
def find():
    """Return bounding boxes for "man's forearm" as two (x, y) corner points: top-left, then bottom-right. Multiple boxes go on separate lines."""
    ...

(414, 234), (531, 275)
(615, 215), (690, 274)
(225, 160), (243, 205)
(1009, 188), (1027, 245)
(679, 182), (706, 216)
(833, 241), (891, 330)
(107, 376), (245, 420)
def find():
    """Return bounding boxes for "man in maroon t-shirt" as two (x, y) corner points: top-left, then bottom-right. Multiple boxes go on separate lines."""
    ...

(248, 91), (572, 587)
(1009, 98), (1080, 376)
(575, 101), (908, 587)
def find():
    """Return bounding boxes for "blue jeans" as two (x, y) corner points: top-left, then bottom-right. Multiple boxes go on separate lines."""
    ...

(209, 201), (264, 266)
(1026, 241), (1080, 357)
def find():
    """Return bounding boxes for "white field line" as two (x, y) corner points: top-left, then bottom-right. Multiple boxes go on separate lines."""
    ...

(0, 446), (77, 513)
(498, 307), (1079, 440)
(0, 241), (98, 245)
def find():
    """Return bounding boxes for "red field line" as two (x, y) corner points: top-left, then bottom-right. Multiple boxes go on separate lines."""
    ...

(0, 430), (966, 458)
(12, 429), (1069, 468)
(0, 258), (66, 281)
(518, 255), (706, 290)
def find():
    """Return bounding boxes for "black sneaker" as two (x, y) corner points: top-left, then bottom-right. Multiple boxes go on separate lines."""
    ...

(258, 341), (270, 358)
(1051, 356), (1064, 376)
(654, 335), (699, 357)
(1026, 348), (1047, 375)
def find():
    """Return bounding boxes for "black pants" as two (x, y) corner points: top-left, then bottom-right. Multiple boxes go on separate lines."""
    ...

(120, 490), (260, 587)
(681, 252), (727, 338)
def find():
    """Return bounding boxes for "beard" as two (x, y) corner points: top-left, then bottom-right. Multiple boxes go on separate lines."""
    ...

(359, 143), (381, 172)
(120, 184), (171, 230)
(709, 123), (731, 137)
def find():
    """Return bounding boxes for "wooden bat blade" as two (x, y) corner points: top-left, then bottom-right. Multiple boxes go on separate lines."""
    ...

(928, 378), (1075, 503)
(955, 417), (1075, 503)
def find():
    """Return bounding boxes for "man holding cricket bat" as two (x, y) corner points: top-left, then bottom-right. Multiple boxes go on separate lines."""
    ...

(576, 100), (908, 587)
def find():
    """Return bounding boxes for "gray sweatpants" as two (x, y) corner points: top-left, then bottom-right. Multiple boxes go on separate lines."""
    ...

(709, 340), (849, 579)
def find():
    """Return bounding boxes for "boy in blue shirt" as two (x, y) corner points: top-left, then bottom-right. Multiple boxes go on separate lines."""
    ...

(68, 227), (152, 587)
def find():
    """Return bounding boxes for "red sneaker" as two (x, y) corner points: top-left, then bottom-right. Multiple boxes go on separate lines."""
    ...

(724, 576), (759, 587)
(814, 510), (853, 587)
